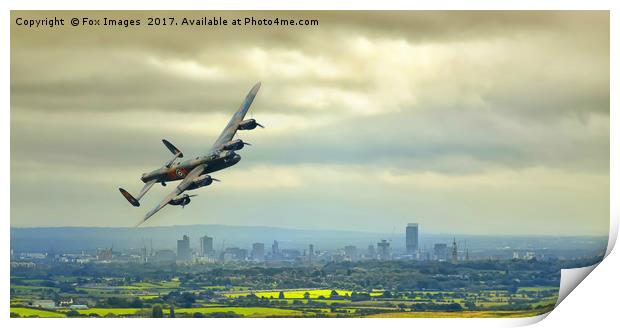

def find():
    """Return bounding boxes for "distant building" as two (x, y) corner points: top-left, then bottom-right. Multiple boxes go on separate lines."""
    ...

(377, 240), (391, 260)
(251, 243), (265, 261)
(367, 245), (376, 259)
(153, 250), (176, 263)
(58, 298), (74, 307)
(420, 248), (431, 261)
(331, 253), (345, 262)
(344, 245), (358, 261)
(200, 235), (214, 257)
(10, 261), (36, 269)
(308, 244), (314, 263)
(281, 249), (300, 260)
(406, 223), (419, 254)
(222, 247), (247, 262)
(451, 238), (458, 264)
(140, 247), (148, 263)
(97, 248), (113, 261)
(177, 235), (191, 261)
(434, 243), (448, 261)
(272, 240), (279, 258)
(513, 251), (520, 259)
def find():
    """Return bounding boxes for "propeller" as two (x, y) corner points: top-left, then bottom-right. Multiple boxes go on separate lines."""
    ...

(181, 194), (198, 209)
(256, 122), (264, 128)
(212, 178), (220, 182)
(244, 142), (252, 146)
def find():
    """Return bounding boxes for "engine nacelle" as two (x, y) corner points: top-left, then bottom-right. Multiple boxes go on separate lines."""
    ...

(187, 175), (214, 190)
(169, 194), (191, 206)
(238, 119), (263, 130)
(222, 139), (246, 151)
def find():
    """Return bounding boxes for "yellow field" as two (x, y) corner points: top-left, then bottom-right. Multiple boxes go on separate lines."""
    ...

(369, 290), (385, 297)
(10, 307), (66, 318)
(224, 289), (352, 299)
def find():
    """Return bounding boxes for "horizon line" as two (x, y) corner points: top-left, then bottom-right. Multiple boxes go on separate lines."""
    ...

(9, 223), (609, 238)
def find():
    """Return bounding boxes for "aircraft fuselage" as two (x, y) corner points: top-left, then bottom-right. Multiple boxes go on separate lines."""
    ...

(140, 151), (240, 183)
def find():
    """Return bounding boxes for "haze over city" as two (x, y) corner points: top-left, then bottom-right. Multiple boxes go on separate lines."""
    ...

(11, 11), (609, 236)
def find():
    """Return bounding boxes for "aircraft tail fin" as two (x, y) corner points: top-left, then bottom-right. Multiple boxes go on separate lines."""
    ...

(119, 188), (140, 207)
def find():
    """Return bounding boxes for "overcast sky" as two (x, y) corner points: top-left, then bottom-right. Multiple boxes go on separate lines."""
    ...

(11, 11), (609, 235)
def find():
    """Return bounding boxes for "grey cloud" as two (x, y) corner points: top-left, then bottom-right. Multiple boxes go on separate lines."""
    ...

(10, 11), (609, 233)
(12, 102), (609, 177)
(11, 11), (609, 117)
(245, 106), (608, 174)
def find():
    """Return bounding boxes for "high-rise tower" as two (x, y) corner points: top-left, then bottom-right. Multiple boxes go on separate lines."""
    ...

(406, 223), (419, 254)
(199, 235), (213, 257)
(177, 235), (191, 261)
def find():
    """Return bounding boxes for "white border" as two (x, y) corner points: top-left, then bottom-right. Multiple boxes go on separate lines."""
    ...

(3, 1), (618, 328)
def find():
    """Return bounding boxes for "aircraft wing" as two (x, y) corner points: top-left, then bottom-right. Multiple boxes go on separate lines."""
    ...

(209, 82), (261, 152)
(135, 164), (206, 227)
(136, 179), (157, 201)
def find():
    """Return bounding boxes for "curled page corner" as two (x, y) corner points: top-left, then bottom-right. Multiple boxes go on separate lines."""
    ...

(555, 264), (599, 306)
(604, 211), (618, 257)
(554, 213), (618, 307)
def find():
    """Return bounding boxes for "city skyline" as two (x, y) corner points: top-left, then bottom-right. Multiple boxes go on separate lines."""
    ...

(12, 229), (602, 265)
(11, 11), (609, 236)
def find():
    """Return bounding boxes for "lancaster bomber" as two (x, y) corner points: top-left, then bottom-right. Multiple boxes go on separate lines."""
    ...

(119, 82), (263, 226)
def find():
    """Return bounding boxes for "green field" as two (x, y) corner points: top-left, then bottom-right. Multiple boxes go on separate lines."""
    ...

(137, 295), (161, 300)
(365, 308), (553, 318)
(60, 308), (141, 316)
(130, 281), (181, 289)
(24, 306), (306, 317)
(174, 307), (305, 317)
(10, 305), (554, 318)
(10, 285), (60, 292)
(518, 287), (559, 293)
(10, 307), (66, 318)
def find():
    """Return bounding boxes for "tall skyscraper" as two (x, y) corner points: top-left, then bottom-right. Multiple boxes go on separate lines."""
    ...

(177, 235), (191, 261)
(199, 235), (213, 257)
(251, 243), (265, 261)
(308, 244), (314, 263)
(141, 247), (148, 263)
(406, 223), (419, 254)
(377, 240), (391, 260)
(272, 240), (279, 258)
(464, 240), (469, 261)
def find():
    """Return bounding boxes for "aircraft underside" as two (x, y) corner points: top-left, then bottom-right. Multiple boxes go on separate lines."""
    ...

(118, 82), (261, 226)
